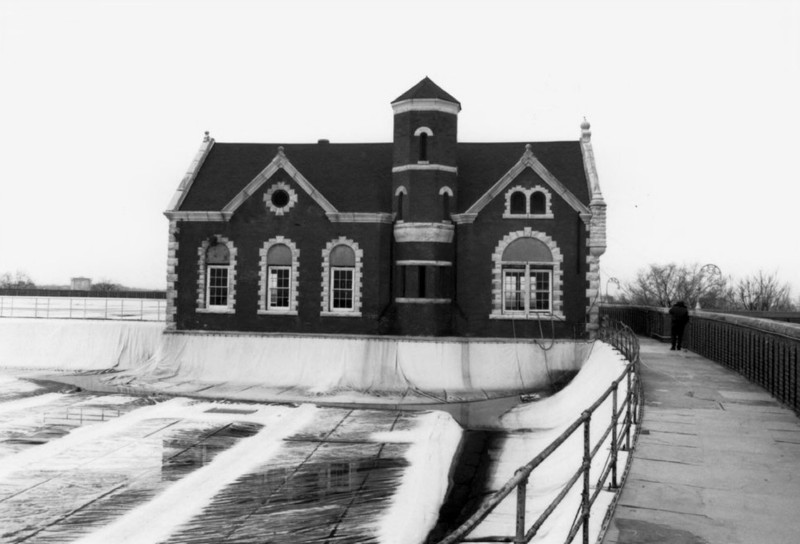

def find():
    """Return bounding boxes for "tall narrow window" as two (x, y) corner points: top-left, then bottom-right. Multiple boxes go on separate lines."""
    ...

(205, 243), (230, 310)
(397, 192), (404, 221)
(329, 245), (355, 311)
(267, 244), (291, 309)
(442, 192), (450, 221)
(419, 132), (428, 162)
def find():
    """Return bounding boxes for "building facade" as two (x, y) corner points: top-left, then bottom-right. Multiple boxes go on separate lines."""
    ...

(164, 78), (606, 339)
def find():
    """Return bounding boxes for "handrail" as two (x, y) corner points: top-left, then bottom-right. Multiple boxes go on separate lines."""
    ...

(437, 319), (643, 544)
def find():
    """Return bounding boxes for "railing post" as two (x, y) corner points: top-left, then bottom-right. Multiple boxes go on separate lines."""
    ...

(582, 411), (591, 544)
(625, 370), (632, 451)
(610, 381), (619, 489)
(515, 472), (528, 544)
(34, 297), (38, 318)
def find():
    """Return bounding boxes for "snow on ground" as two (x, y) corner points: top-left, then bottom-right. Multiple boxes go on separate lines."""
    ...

(465, 341), (631, 543)
(374, 410), (463, 544)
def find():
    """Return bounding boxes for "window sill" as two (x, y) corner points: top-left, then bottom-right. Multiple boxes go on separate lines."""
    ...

(320, 311), (362, 317)
(489, 311), (564, 320)
(197, 307), (235, 314)
(396, 298), (452, 304)
(502, 213), (555, 220)
(257, 310), (298, 316)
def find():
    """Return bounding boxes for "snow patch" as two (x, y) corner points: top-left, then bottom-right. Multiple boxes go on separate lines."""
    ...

(374, 410), (463, 544)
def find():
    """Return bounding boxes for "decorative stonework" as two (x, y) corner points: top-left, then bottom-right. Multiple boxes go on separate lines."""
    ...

(393, 222), (455, 243)
(258, 236), (300, 315)
(489, 228), (565, 320)
(165, 220), (179, 329)
(502, 184), (554, 219)
(196, 236), (237, 314)
(320, 237), (363, 317)
(414, 126), (434, 136)
(264, 181), (299, 216)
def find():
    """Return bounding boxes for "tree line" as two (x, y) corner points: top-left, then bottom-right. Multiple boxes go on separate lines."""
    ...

(0, 271), (125, 293)
(616, 263), (797, 311)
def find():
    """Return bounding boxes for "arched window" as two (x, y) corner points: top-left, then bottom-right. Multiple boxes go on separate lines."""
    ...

(258, 237), (299, 314)
(501, 238), (553, 314)
(530, 191), (547, 215)
(397, 192), (404, 221)
(267, 244), (292, 309)
(197, 236), (237, 313)
(321, 238), (363, 316)
(442, 192), (450, 220)
(206, 243), (230, 309)
(419, 132), (428, 162)
(510, 191), (526, 215)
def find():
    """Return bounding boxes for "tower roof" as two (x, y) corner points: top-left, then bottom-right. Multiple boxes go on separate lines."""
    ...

(392, 77), (460, 105)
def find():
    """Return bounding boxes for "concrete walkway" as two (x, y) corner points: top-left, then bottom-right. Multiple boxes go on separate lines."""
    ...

(603, 338), (800, 544)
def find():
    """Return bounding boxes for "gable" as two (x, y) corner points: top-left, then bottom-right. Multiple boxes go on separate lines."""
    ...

(453, 144), (590, 223)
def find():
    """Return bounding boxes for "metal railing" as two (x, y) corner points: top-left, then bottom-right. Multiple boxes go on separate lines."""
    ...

(601, 305), (800, 414)
(0, 295), (166, 322)
(437, 320), (644, 544)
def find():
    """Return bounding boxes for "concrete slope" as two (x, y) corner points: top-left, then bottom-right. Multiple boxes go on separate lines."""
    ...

(604, 338), (800, 544)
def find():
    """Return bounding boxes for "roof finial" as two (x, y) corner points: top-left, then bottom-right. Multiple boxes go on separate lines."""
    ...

(581, 117), (591, 141)
(525, 143), (532, 152)
(203, 131), (210, 142)
(278, 145), (285, 155)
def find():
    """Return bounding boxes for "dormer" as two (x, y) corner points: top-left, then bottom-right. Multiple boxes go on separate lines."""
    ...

(391, 77), (460, 168)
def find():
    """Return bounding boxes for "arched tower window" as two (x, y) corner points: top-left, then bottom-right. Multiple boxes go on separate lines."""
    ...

(439, 186), (453, 222)
(419, 132), (428, 162)
(395, 186), (407, 221)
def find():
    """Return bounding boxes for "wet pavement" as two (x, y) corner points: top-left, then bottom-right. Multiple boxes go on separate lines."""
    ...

(0, 372), (437, 544)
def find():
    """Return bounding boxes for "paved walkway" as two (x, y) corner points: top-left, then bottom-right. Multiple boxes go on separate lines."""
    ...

(603, 338), (800, 544)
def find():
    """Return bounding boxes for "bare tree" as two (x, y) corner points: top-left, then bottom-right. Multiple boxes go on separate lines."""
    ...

(0, 271), (36, 289)
(732, 271), (793, 311)
(91, 279), (123, 293)
(621, 263), (728, 308)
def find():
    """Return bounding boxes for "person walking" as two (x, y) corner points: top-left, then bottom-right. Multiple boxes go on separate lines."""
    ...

(669, 301), (690, 351)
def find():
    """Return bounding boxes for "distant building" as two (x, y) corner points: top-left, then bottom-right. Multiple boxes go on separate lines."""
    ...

(70, 277), (92, 291)
(164, 78), (607, 338)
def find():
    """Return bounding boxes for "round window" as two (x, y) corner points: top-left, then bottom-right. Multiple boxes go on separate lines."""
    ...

(271, 189), (290, 208)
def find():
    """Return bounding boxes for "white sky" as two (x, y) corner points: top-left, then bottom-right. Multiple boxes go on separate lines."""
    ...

(1, 0), (798, 294)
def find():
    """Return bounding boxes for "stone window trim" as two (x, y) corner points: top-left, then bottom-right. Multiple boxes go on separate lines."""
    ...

(413, 126), (434, 137)
(196, 236), (237, 314)
(258, 237), (300, 316)
(264, 181), (299, 216)
(320, 237), (363, 317)
(490, 228), (565, 320)
(503, 185), (554, 219)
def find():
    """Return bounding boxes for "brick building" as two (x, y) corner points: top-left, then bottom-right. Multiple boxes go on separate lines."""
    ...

(164, 78), (606, 339)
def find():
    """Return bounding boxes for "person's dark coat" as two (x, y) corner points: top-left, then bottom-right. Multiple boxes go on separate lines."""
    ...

(669, 301), (689, 332)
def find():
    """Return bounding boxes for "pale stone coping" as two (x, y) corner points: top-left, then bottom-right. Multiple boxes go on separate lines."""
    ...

(196, 236), (237, 313)
(414, 126), (434, 136)
(320, 311), (363, 317)
(197, 307), (235, 315)
(164, 211), (230, 221)
(326, 212), (393, 223)
(258, 236), (300, 313)
(263, 181), (298, 216)
(502, 213), (555, 220)
(391, 98), (461, 115)
(489, 311), (566, 320)
(394, 222), (454, 243)
(461, 146), (590, 224)
(490, 228), (564, 318)
(222, 149), (338, 218)
(396, 298), (452, 304)
(451, 213), (478, 224)
(580, 128), (605, 204)
(320, 237), (363, 315)
(396, 260), (452, 266)
(166, 136), (214, 212)
(392, 164), (458, 174)
(257, 310), (299, 316)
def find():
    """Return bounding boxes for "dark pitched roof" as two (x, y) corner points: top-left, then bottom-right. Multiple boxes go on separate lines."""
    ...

(179, 143), (394, 213)
(177, 140), (589, 215)
(456, 141), (590, 210)
(392, 77), (460, 105)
